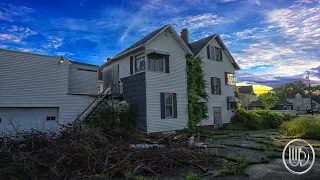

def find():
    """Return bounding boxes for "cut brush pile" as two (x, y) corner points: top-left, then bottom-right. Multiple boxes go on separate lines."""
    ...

(0, 125), (227, 179)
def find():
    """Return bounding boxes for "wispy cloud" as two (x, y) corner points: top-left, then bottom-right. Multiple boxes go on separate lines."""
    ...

(44, 36), (64, 49)
(0, 3), (34, 22)
(172, 13), (231, 31)
(0, 25), (37, 43)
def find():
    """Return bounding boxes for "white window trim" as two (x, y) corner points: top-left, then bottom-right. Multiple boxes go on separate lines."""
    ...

(165, 93), (174, 118)
(148, 55), (164, 72)
(134, 54), (145, 74)
(226, 72), (235, 86)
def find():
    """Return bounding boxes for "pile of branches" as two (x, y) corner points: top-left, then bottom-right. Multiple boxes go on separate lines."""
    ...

(0, 125), (227, 179)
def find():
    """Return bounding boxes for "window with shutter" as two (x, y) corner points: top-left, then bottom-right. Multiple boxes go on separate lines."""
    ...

(160, 92), (177, 118)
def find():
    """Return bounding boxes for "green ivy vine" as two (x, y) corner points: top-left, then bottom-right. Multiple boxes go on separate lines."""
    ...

(186, 54), (209, 130)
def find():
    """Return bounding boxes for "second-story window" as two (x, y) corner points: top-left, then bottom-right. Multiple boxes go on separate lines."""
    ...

(135, 54), (145, 73)
(211, 77), (221, 95)
(207, 45), (222, 61)
(225, 72), (235, 85)
(148, 54), (164, 72)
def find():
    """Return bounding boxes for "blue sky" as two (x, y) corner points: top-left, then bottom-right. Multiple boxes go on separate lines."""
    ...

(0, 0), (319, 87)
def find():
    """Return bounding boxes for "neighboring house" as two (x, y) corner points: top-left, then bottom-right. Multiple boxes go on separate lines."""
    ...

(100, 24), (240, 133)
(238, 85), (257, 109)
(248, 98), (293, 110)
(287, 93), (320, 112)
(247, 100), (264, 110)
(0, 49), (99, 134)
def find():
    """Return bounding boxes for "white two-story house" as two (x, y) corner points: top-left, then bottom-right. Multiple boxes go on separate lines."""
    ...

(0, 49), (99, 134)
(101, 24), (240, 133)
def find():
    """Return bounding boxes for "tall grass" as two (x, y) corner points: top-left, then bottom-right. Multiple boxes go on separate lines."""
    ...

(280, 116), (320, 139)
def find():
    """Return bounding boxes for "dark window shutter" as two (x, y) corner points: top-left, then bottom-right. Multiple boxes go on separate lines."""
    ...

(220, 48), (223, 61)
(227, 97), (229, 110)
(211, 77), (214, 94)
(130, 56), (133, 75)
(218, 78), (221, 95)
(173, 93), (177, 118)
(207, 46), (210, 59)
(160, 93), (165, 119)
(165, 55), (169, 73)
(225, 72), (228, 85)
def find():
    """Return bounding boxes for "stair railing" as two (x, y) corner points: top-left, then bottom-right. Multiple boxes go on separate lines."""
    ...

(73, 84), (112, 124)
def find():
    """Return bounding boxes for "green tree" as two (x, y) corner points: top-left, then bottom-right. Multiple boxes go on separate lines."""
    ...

(273, 80), (307, 99)
(258, 92), (279, 109)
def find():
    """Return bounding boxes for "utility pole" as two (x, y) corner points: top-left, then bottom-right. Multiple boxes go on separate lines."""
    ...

(306, 70), (313, 115)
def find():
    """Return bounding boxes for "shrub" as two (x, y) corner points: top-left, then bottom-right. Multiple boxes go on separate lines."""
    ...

(85, 102), (136, 132)
(253, 109), (291, 129)
(230, 108), (262, 130)
(230, 108), (293, 130)
(280, 116), (320, 139)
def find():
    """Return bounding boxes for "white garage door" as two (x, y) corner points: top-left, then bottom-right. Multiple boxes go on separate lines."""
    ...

(0, 107), (59, 134)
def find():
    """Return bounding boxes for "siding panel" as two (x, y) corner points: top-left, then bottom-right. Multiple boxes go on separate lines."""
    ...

(0, 49), (96, 133)
(121, 72), (147, 132)
(145, 31), (189, 133)
(196, 39), (236, 126)
(68, 63), (98, 95)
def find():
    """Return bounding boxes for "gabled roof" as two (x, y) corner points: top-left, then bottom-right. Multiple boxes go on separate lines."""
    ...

(278, 98), (293, 105)
(101, 24), (193, 68)
(114, 24), (168, 59)
(188, 34), (216, 56)
(189, 34), (240, 70)
(238, 85), (255, 94)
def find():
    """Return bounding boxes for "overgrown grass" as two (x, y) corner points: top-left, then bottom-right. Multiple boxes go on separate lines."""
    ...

(184, 173), (202, 180)
(280, 116), (320, 139)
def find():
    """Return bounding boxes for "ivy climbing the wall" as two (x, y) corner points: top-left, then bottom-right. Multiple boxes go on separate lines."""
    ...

(186, 54), (208, 130)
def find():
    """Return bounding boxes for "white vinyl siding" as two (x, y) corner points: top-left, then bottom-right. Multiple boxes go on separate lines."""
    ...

(0, 49), (96, 133)
(145, 30), (188, 133)
(68, 63), (99, 95)
(102, 50), (145, 79)
(197, 38), (236, 126)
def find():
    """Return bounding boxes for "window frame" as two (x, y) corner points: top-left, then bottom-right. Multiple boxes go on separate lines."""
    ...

(165, 93), (174, 118)
(208, 45), (222, 61)
(134, 54), (145, 73)
(211, 77), (221, 95)
(148, 54), (164, 72)
(225, 72), (235, 85)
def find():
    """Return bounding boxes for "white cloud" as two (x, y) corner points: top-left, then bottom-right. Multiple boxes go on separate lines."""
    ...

(44, 36), (64, 49)
(56, 52), (75, 56)
(0, 3), (34, 21)
(232, 1), (320, 80)
(0, 25), (37, 43)
(172, 13), (231, 31)
(0, 34), (21, 42)
(217, 0), (237, 3)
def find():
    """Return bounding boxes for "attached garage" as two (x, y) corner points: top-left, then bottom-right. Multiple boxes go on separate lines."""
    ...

(0, 107), (59, 134)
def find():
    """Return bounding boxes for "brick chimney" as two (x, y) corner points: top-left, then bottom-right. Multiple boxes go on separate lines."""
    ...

(181, 28), (189, 44)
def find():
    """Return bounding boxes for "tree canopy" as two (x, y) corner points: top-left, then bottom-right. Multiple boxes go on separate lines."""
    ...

(273, 80), (307, 99)
(258, 92), (279, 109)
